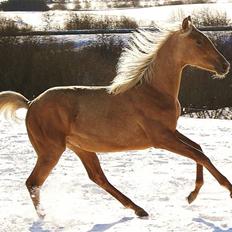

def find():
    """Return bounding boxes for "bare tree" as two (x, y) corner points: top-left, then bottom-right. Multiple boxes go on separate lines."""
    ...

(131, 0), (140, 7)
(83, 0), (91, 9)
(73, 0), (81, 10)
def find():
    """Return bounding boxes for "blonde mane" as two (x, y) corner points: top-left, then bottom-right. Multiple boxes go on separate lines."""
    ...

(107, 29), (173, 95)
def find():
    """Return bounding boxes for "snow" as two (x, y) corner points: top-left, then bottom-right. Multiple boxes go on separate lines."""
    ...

(0, 3), (232, 30)
(0, 115), (232, 231)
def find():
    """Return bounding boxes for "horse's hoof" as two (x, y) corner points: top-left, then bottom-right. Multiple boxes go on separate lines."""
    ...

(36, 207), (46, 220)
(38, 213), (46, 220)
(187, 191), (197, 204)
(135, 208), (149, 218)
(187, 194), (194, 204)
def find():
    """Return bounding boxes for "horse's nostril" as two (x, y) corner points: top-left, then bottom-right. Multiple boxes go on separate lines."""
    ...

(223, 61), (229, 70)
(215, 60), (230, 75)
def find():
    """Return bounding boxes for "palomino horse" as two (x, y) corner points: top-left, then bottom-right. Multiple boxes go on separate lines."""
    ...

(0, 16), (231, 218)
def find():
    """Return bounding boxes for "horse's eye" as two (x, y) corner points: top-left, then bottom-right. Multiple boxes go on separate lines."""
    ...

(196, 40), (202, 46)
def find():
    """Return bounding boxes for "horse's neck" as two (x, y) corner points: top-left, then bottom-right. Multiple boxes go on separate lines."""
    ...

(150, 36), (183, 99)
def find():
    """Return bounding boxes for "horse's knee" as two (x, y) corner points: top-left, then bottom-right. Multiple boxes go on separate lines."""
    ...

(196, 155), (211, 167)
(88, 173), (109, 187)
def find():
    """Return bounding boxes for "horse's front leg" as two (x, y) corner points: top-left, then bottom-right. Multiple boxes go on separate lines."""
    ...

(142, 120), (232, 199)
(156, 130), (232, 199)
(176, 130), (203, 203)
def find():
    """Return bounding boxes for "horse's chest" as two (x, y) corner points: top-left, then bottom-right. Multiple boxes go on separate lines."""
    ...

(139, 101), (180, 131)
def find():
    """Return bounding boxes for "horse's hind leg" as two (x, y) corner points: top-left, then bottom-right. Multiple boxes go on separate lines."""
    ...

(71, 147), (148, 217)
(176, 130), (204, 203)
(26, 149), (63, 218)
(26, 151), (63, 218)
(25, 126), (65, 218)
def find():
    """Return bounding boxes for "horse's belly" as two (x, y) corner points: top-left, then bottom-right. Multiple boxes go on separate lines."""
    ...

(67, 121), (151, 152)
(67, 136), (150, 153)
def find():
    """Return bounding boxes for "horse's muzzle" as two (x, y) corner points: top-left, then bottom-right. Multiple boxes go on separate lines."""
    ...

(216, 60), (230, 76)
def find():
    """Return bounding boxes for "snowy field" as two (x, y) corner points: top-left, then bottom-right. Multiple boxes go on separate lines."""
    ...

(0, 3), (232, 29)
(0, 116), (232, 231)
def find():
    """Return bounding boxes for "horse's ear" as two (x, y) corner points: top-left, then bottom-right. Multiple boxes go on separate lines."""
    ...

(182, 16), (193, 33)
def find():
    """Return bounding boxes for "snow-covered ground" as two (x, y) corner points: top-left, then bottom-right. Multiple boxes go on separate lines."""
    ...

(0, 3), (232, 30)
(0, 116), (232, 231)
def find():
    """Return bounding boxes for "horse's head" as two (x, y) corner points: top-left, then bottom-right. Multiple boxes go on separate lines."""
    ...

(177, 16), (230, 77)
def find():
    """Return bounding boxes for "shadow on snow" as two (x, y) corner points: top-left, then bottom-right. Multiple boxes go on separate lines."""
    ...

(193, 218), (232, 232)
(87, 217), (134, 232)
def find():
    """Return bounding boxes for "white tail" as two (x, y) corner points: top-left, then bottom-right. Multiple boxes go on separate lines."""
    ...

(0, 91), (29, 122)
